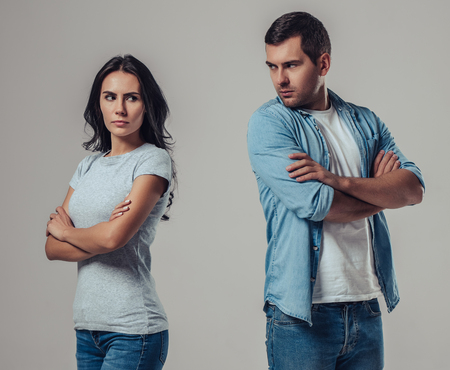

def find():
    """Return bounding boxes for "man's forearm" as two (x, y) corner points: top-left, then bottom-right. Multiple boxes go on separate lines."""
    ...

(324, 190), (384, 222)
(333, 169), (423, 209)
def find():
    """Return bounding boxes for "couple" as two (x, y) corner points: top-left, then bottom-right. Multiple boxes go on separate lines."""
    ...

(46, 11), (424, 370)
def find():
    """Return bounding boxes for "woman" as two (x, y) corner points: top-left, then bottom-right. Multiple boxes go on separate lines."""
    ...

(45, 54), (175, 370)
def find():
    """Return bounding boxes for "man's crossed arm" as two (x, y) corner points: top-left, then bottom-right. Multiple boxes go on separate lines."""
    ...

(286, 150), (424, 223)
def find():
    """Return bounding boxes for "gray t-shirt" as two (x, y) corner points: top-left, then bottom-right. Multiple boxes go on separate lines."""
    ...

(68, 143), (171, 335)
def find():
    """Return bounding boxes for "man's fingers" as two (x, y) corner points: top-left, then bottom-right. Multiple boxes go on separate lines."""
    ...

(288, 167), (311, 178)
(373, 150), (401, 178)
(384, 153), (399, 172)
(288, 152), (310, 160)
(286, 158), (317, 172)
(375, 151), (394, 176)
(372, 150), (384, 176)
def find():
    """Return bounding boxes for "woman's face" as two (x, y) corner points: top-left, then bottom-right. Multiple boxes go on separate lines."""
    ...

(100, 71), (145, 141)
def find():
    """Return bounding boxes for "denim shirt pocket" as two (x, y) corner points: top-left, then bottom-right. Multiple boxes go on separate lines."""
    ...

(366, 134), (379, 171)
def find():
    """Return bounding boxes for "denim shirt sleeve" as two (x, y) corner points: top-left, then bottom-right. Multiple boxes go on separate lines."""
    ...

(353, 106), (425, 191)
(247, 108), (334, 222)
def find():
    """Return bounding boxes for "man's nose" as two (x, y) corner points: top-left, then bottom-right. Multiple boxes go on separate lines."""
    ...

(277, 70), (289, 86)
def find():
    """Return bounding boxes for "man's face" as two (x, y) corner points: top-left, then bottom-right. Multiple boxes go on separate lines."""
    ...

(266, 36), (327, 110)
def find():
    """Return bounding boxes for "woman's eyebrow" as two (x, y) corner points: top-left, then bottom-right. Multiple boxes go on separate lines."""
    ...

(101, 91), (141, 95)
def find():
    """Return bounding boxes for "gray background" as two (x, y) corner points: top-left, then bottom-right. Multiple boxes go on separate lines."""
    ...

(0, 0), (448, 369)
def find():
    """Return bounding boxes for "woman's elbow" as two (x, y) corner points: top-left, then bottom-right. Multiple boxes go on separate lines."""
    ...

(45, 239), (57, 261)
(102, 231), (126, 253)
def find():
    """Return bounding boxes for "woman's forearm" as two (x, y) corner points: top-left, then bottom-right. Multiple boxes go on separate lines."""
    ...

(45, 234), (95, 262)
(61, 221), (127, 254)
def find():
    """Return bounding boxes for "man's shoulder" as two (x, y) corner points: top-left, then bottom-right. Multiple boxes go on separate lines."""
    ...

(253, 97), (283, 116)
(329, 90), (375, 116)
(249, 97), (302, 126)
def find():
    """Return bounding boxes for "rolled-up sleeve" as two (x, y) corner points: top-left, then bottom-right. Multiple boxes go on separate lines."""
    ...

(374, 112), (425, 190)
(247, 109), (334, 222)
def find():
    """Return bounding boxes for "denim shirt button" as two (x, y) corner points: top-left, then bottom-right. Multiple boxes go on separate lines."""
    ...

(313, 246), (319, 251)
(310, 277), (316, 282)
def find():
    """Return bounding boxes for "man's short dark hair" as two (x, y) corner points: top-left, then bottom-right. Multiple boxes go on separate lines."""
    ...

(265, 12), (331, 65)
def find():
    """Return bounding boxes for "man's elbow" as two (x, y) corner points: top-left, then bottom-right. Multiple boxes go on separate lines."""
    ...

(409, 185), (424, 205)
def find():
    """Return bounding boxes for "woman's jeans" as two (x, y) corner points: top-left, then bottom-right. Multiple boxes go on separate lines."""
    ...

(265, 299), (384, 370)
(76, 330), (168, 370)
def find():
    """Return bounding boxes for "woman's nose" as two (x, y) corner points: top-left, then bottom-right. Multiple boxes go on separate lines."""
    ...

(115, 99), (126, 115)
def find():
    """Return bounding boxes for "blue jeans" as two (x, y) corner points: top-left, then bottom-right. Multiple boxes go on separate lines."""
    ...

(265, 299), (384, 370)
(76, 330), (168, 370)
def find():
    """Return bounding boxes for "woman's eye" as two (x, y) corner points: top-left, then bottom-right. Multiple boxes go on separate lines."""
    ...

(105, 95), (115, 101)
(127, 96), (138, 102)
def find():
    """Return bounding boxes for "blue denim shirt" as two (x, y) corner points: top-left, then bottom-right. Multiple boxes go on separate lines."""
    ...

(247, 90), (425, 325)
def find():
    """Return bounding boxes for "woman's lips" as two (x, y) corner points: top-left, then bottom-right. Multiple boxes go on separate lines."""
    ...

(112, 120), (128, 127)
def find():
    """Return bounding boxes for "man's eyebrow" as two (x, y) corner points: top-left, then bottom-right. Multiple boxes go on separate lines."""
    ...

(282, 60), (301, 65)
(265, 60), (302, 66)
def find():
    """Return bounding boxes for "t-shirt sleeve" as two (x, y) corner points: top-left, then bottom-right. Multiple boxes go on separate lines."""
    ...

(69, 154), (99, 190)
(134, 148), (172, 191)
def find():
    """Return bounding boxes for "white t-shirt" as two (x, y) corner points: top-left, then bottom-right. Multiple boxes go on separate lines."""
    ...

(302, 104), (381, 304)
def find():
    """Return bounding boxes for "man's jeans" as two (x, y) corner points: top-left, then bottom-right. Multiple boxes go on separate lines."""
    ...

(76, 330), (169, 370)
(265, 299), (384, 370)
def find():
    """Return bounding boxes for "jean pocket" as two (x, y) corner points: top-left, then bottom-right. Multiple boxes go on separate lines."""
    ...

(363, 299), (382, 317)
(274, 310), (306, 326)
(159, 331), (169, 365)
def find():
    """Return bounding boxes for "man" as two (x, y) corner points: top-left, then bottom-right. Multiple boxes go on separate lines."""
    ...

(247, 12), (424, 370)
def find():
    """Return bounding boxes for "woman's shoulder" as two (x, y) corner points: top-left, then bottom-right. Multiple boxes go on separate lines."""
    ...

(70, 152), (104, 189)
(132, 144), (172, 181)
(77, 152), (104, 169)
(133, 143), (171, 163)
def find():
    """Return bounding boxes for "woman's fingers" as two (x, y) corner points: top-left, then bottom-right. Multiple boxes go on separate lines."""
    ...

(109, 200), (132, 221)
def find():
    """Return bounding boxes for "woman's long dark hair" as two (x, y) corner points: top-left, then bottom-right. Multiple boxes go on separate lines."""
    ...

(83, 54), (176, 220)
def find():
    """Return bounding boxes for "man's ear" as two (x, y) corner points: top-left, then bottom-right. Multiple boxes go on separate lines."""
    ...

(318, 53), (331, 77)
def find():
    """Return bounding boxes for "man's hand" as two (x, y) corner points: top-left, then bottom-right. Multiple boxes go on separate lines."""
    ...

(286, 152), (340, 188)
(371, 150), (400, 178)
(46, 206), (74, 240)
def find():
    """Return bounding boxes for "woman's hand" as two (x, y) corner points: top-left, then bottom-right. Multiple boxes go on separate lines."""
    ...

(46, 206), (74, 241)
(109, 199), (132, 221)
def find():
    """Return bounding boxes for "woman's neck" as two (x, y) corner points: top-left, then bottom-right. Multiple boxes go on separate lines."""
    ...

(106, 135), (145, 157)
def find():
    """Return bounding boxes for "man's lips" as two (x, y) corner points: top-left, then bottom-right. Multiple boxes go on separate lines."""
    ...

(279, 90), (294, 97)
